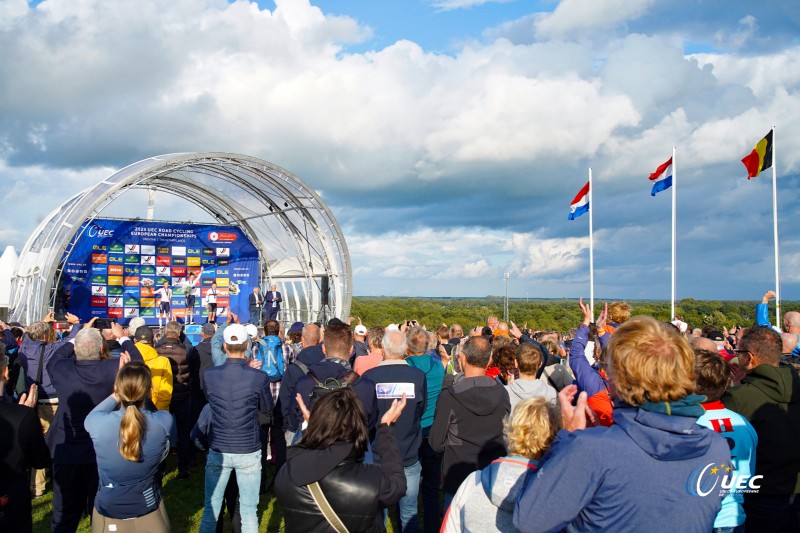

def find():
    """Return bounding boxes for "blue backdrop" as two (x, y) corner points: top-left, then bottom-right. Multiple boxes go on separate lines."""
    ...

(61, 219), (259, 326)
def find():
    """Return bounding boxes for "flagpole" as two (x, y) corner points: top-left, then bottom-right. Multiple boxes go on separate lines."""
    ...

(589, 167), (594, 319)
(771, 126), (780, 325)
(671, 146), (676, 320)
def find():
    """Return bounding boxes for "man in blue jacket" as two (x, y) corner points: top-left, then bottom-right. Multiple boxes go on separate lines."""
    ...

(199, 323), (273, 533)
(363, 329), (426, 533)
(514, 316), (730, 533)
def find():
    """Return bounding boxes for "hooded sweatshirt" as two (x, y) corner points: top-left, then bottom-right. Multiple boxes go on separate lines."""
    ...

(514, 406), (730, 533)
(429, 375), (511, 494)
(722, 363), (800, 495)
(505, 378), (557, 412)
(443, 456), (538, 533)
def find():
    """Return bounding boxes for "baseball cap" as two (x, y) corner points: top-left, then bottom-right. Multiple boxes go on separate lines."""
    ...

(201, 323), (216, 336)
(134, 326), (154, 344)
(288, 321), (304, 333)
(223, 324), (248, 345)
(386, 324), (400, 332)
(354, 325), (367, 336)
(245, 323), (258, 338)
(705, 330), (724, 342)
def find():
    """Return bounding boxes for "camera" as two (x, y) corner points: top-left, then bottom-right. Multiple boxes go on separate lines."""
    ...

(94, 318), (114, 330)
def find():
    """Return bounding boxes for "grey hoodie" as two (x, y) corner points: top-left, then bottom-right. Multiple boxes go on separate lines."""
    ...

(505, 378), (557, 412)
(443, 456), (538, 533)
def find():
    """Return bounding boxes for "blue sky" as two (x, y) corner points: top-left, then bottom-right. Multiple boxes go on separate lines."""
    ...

(2, 0), (800, 302)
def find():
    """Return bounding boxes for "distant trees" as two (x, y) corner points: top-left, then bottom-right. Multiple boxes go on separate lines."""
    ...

(349, 297), (798, 333)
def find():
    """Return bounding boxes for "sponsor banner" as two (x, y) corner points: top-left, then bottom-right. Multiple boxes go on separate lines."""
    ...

(62, 219), (258, 326)
(216, 297), (230, 307)
(172, 308), (186, 318)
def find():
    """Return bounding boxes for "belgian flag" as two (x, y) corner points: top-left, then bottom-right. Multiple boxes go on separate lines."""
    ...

(741, 129), (773, 179)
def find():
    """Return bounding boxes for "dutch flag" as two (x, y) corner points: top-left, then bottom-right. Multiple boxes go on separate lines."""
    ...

(649, 157), (673, 196)
(568, 182), (590, 220)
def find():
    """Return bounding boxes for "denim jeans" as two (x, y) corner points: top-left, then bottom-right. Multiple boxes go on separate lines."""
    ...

(419, 436), (443, 533)
(199, 450), (262, 533)
(396, 461), (421, 533)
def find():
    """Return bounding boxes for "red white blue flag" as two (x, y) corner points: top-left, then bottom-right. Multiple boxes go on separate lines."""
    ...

(568, 182), (590, 220)
(649, 157), (673, 196)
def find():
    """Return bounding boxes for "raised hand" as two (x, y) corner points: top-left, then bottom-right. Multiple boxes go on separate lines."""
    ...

(579, 298), (593, 326)
(558, 384), (597, 431)
(380, 394), (408, 426)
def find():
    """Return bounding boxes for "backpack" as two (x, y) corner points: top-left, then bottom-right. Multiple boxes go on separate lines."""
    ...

(256, 336), (284, 382)
(308, 370), (358, 405)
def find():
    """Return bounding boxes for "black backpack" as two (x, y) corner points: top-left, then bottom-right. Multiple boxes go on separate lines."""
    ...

(308, 370), (358, 405)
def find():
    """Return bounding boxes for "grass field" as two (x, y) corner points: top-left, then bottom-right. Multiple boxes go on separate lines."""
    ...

(32, 453), (286, 533)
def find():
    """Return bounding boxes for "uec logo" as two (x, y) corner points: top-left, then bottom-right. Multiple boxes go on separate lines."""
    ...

(87, 224), (114, 238)
(687, 463), (762, 497)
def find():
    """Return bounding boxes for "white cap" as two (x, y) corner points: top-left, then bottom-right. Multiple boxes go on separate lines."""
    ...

(671, 319), (688, 334)
(127, 317), (146, 335)
(223, 324), (248, 345)
(386, 323), (400, 332)
(245, 323), (258, 338)
(354, 325), (367, 336)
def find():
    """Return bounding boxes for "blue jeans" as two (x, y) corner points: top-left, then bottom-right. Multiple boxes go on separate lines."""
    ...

(397, 461), (421, 533)
(199, 450), (261, 533)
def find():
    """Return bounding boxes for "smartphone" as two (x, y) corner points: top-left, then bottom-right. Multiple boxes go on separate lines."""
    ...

(94, 318), (114, 330)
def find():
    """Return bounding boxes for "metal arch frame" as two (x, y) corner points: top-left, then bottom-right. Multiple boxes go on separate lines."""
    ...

(10, 152), (351, 325)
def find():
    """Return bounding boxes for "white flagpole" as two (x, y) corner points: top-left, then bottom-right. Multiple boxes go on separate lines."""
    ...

(589, 167), (594, 319)
(671, 146), (677, 320)
(771, 126), (780, 325)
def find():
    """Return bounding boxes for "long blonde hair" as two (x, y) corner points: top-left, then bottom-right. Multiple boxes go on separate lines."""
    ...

(115, 362), (152, 462)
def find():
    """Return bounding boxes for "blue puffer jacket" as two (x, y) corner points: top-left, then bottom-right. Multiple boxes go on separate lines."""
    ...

(201, 358), (273, 454)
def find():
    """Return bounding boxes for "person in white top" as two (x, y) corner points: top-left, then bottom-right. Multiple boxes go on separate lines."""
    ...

(206, 282), (218, 324)
(156, 281), (172, 328)
(183, 269), (203, 324)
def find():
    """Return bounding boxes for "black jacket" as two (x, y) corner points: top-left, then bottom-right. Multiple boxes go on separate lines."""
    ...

(275, 424), (406, 533)
(429, 375), (510, 494)
(157, 339), (194, 401)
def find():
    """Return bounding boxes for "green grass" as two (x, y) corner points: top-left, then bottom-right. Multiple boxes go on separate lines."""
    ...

(32, 454), (400, 532)
(32, 453), (286, 532)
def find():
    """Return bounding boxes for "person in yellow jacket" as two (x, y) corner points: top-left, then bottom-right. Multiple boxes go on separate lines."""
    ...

(133, 326), (173, 410)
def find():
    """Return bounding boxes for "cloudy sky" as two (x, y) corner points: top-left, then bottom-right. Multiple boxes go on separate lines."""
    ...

(2, 0), (799, 301)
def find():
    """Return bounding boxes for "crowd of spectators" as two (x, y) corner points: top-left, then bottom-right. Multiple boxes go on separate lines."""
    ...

(1, 289), (799, 532)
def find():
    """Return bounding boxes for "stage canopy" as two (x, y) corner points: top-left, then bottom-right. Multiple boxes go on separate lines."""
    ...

(10, 153), (351, 325)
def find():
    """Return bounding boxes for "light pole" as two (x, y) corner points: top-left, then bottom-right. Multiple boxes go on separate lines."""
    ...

(503, 272), (510, 323)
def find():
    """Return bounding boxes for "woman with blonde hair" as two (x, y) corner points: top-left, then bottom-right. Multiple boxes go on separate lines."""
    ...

(442, 397), (561, 532)
(85, 361), (175, 532)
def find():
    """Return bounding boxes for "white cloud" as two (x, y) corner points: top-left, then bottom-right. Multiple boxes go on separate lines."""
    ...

(534, 0), (657, 39)
(430, 0), (513, 11)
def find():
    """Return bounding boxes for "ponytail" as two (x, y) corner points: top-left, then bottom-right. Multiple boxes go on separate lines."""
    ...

(114, 361), (152, 462)
(119, 404), (146, 461)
